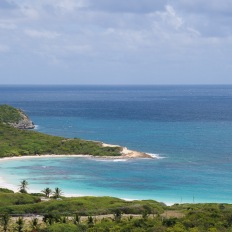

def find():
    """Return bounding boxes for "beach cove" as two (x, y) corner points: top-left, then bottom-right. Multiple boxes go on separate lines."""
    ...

(0, 152), (231, 205)
(0, 152), (164, 200)
(1, 85), (232, 204)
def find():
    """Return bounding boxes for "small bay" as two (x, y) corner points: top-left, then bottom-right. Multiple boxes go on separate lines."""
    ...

(1, 85), (232, 204)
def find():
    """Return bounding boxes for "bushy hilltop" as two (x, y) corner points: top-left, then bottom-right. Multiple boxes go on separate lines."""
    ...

(0, 104), (23, 124)
(0, 104), (121, 157)
(0, 104), (34, 129)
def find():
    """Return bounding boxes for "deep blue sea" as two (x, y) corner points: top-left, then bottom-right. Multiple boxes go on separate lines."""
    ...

(1, 85), (232, 204)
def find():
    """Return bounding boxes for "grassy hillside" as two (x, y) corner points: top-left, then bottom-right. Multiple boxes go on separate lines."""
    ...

(0, 193), (164, 215)
(0, 123), (121, 157)
(1, 190), (232, 231)
(0, 104), (121, 157)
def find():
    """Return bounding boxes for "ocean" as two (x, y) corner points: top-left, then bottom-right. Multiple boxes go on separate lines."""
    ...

(1, 85), (232, 204)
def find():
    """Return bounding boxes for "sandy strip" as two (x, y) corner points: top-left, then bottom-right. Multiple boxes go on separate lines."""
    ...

(0, 144), (154, 162)
(0, 154), (92, 162)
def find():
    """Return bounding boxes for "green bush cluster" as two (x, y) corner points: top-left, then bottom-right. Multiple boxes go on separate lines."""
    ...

(0, 104), (122, 157)
(1, 189), (232, 231)
(0, 193), (164, 216)
(0, 193), (40, 208)
(0, 104), (23, 124)
(0, 123), (121, 157)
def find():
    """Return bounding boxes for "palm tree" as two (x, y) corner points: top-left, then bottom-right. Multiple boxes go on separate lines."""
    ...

(0, 213), (10, 232)
(41, 187), (52, 198)
(53, 187), (63, 199)
(87, 216), (94, 227)
(16, 217), (24, 232)
(114, 209), (122, 222)
(19, 180), (28, 193)
(30, 218), (39, 232)
(73, 213), (81, 225)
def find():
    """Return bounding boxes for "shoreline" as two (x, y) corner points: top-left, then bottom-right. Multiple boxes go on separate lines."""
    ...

(0, 157), (228, 206)
(0, 171), (175, 205)
(0, 153), (174, 206)
(0, 149), (155, 201)
(0, 174), (175, 206)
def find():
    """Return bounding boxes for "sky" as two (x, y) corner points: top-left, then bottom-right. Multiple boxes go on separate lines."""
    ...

(0, 0), (232, 85)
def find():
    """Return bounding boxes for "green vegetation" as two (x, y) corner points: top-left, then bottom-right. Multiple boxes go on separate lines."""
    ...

(0, 213), (10, 232)
(1, 189), (232, 231)
(53, 187), (63, 199)
(0, 122), (121, 157)
(0, 188), (14, 194)
(0, 192), (40, 209)
(0, 104), (23, 124)
(19, 180), (29, 194)
(41, 188), (53, 198)
(0, 104), (121, 157)
(0, 193), (163, 216)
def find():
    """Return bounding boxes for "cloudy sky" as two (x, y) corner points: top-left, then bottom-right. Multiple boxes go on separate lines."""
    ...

(0, 0), (232, 84)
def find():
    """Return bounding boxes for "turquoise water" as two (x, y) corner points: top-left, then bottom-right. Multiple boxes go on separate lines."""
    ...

(1, 85), (232, 204)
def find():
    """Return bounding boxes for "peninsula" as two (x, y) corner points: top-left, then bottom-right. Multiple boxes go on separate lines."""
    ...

(0, 104), (152, 159)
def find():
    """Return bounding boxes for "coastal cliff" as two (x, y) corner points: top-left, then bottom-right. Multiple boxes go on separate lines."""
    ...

(10, 109), (35, 129)
(0, 104), (34, 129)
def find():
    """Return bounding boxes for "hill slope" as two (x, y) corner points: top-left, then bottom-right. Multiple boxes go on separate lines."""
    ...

(0, 122), (121, 157)
(0, 104), (34, 129)
(0, 104), (121, 157)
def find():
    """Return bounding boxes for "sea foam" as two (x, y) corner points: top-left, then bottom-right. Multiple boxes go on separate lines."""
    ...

(147, 153), (166, 159)
(94, 159), (128, 163)
(34, 125), (39, 130)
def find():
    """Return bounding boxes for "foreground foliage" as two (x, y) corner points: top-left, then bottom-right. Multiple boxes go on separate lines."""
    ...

(1, 189), (232, 231)
(0, 192), (163, 216)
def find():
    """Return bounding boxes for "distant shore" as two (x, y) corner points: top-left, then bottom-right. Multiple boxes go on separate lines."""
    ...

(0, 141), (154, 161)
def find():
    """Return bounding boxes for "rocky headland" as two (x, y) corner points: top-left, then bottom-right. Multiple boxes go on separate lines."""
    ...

(0, 104), (153, 159)
(9, 109), (35, 129)
(0, 104), (34, 129)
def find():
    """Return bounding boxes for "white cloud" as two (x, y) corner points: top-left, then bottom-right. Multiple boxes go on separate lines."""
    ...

(164, 5), (183, 30)
(0, 21), (16, 29)
(20, 6), (39, 19)
(55, 0), (87, 12)
(62, 45), (91, 54)
(87, 0), (167, 13)
(170, 0), (232, 38)
(10, 0), (87, 14)
(0, 0), (232, 84)
(173, 0), (232, 15)
(24, 29), (60, 39)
